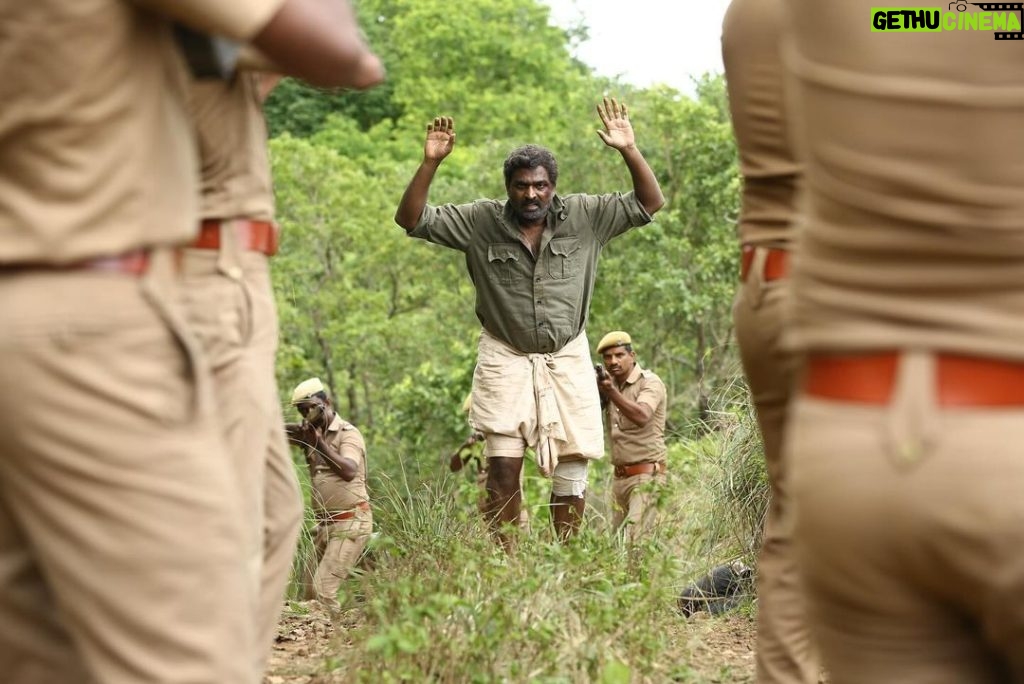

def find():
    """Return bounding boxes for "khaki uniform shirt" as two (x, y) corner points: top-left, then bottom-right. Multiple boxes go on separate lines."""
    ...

(0, 0), (283, 264)
(607, 364), (667, 466)
(722, 0), (800, 247)
(785, 1), (1024, 360)
(308, 414), (369, 514)
(410, 192), (652, 353)
(189, 73), (275, 222)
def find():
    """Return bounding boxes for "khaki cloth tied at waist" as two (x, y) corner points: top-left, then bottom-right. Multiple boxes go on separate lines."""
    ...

(470, 329), (604, 478)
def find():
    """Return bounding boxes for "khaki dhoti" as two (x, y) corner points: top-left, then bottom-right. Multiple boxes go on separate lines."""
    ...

(180, 226), (303, 670)
(733, 249), (818, 683)
(470, 329), (604, 474)
(0, 265), (256, 683)
(788, 351), (1024, 682)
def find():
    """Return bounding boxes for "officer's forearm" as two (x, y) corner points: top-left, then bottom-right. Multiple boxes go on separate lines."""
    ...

(316, 440), (359, 481)
(250, 0), (385, 90)
(609, 392), (654, 426)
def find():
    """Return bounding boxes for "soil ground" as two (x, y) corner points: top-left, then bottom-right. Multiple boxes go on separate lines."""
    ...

(263, 601), (757, 683)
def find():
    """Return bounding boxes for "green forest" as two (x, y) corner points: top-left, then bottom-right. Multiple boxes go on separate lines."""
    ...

(266, 1), (765, 680)
(269, 0), (742, 464)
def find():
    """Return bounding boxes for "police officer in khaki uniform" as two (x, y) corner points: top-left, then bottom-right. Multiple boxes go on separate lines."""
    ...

(180, 34), (382, 668)
(783, 2), (1024, 680)
(0, 2), (385, 681)
(721, 0), (819, 681)
(288, 378), (372, 608)
(595, 332), (668, 546)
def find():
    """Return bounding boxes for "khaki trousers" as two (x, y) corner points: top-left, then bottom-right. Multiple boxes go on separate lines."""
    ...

(611, 470), (666, 547)
(0, 264), (256, 683)
(788, 351), (1024, 683)
(733, 252), (818, 684)
(180, 230), (303, 671)
(304, 512), (373, 605)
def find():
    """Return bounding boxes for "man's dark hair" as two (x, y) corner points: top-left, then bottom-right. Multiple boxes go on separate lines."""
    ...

(503, 145), (558, 188)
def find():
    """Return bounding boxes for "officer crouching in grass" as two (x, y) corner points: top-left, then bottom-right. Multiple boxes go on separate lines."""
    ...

(595, 331), (668, 547)
(286, 378), (372, 611)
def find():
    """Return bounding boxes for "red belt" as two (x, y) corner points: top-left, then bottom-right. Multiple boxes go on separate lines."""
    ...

(803, 352), (1024, 407)
(2, 249), (152, 276)
(191, 219), (279, 257)
(614, 461), (666, 478)
(320, 501), (370, 523)
(740, 246), (788, 282)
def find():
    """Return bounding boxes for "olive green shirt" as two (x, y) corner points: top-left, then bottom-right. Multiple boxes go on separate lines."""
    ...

(409, 191), (652, 353)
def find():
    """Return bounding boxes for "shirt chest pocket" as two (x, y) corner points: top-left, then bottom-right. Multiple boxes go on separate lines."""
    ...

(547, 237), (580, 280)
(487, 243), (523, 286)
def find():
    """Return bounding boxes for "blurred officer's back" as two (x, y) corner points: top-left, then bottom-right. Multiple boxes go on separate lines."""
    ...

(0, 1), (382, 682)
(783, 2), (1024, 680)
(721, 0), (818, 680)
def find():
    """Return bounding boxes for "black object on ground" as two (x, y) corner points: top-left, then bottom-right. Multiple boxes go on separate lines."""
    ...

(677, 561), (753, 617)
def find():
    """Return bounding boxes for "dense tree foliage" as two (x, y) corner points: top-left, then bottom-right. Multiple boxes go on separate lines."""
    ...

(270, 0), (742, 470)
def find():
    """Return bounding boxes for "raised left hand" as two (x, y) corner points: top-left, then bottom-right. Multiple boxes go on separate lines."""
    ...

(595, 97), (635, 151)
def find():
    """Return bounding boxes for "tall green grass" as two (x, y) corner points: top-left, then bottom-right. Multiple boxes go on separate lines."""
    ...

(282, 385), (769, 683)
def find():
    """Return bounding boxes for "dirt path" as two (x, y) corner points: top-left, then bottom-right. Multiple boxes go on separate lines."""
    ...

(263, 602), (756, 683)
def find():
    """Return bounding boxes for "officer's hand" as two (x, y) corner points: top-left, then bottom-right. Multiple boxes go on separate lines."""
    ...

(424, 116), (456, 162)
(310, 425), (326, 446)
(598, 375), (615, 396)
(284, 422), (308, 446)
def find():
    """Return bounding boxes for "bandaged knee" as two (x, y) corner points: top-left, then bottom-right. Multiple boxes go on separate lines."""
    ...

(484, 433), (526, 459)
(551, 459), (588, 498)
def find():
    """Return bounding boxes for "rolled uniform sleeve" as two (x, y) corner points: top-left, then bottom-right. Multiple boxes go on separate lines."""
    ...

(583, 191), (653, 245)
(408, 202), (489, 253)
(635, 373), (667, 413)
(133, 0), (286, 41)
(332, 429), (366, 465)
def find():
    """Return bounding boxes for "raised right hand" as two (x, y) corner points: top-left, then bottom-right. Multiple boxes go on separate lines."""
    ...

(424, 116), (456, 162)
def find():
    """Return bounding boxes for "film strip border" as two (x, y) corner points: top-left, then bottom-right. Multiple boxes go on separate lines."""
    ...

(972, 2), (1024, 38)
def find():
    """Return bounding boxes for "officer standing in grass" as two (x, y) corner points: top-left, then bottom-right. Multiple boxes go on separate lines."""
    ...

(0, 1), (382, 681)
(180, 22), (382, 666)
(595, 331), (668, 547)
(721, 0), (819, 680)
(288, 378), (372, 608)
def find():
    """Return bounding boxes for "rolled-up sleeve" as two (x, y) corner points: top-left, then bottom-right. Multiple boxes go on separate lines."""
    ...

(585, 191), (653, 244)
(407, 202), (479, 252)
(636, 375), (666, 412)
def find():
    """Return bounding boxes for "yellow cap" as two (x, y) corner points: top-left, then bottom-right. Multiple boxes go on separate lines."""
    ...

(596, 331), (632, 354)
(291, 377), (325, 404)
